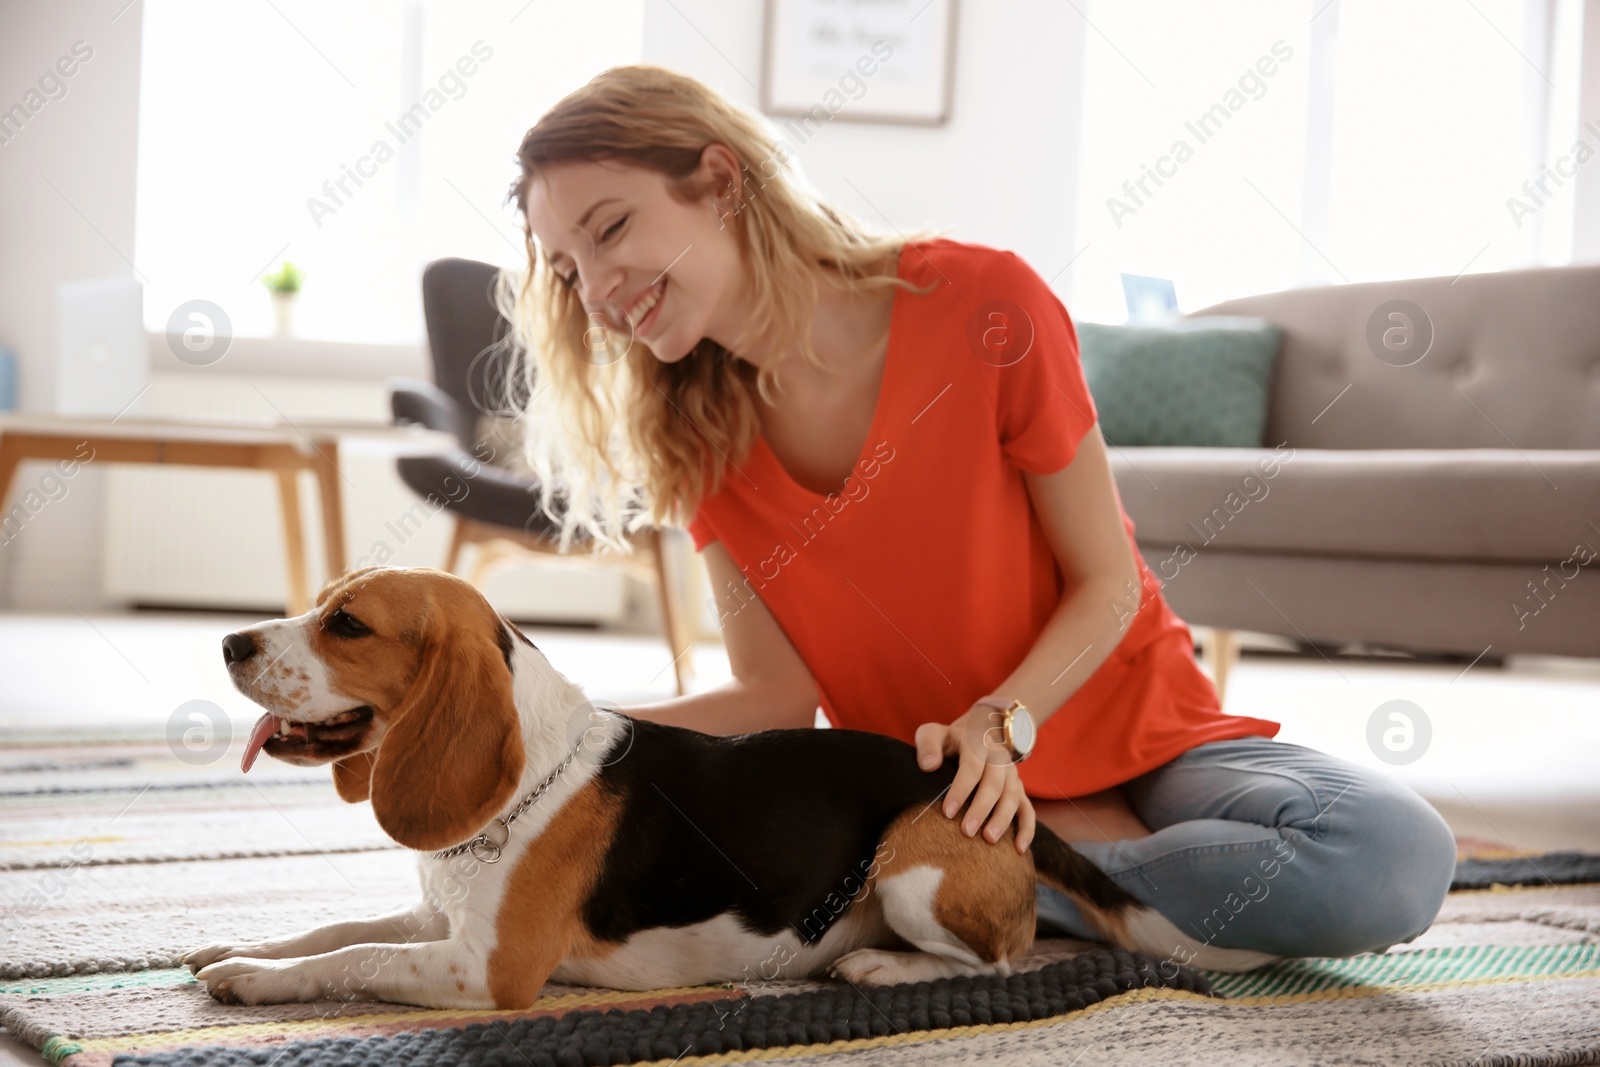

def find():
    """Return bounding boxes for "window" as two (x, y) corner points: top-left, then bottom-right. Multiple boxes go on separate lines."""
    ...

(135, 0), (645, 345)
(1068, 0), (1581, 323)
(1321, 0), (1583, 282)
(1069, 2), (1314, 323)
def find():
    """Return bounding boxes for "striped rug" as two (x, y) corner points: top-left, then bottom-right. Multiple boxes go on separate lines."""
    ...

(0, 738), (398, 871)
(2, 736), (1598, 1065)
(3, 891), (1597, 1067)
(1205, 939), (1600, 997)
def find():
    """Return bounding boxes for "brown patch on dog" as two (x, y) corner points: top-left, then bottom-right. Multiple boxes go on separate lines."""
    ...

(331, 750), (375, 802)
(487, 781), (623, 1008)
(1027, 827), (1142, 948)
(876, 804), (1037, 965)
(312, 567), (384, 608)
(302, 569), (527, 851)
(1095, 906), (1131, 946)
(365, 622), (523, 850)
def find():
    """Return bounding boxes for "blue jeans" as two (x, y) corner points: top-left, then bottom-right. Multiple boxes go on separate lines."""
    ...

(1034, 736), (1458, 959)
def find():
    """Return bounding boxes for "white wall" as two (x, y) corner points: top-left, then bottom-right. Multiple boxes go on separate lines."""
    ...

(0, 0), (144, 609)
(2, 0), (1089, 609)
(1575, 0), (1600, 261)
(8, 0), (1591, 611)
(641, 0), (1090, 298)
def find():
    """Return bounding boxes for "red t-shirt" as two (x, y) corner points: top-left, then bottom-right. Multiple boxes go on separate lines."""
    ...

(686, 237), (1280, 798)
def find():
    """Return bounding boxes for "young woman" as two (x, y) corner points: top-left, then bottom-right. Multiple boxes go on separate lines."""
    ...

(497, 64), (1457, 961)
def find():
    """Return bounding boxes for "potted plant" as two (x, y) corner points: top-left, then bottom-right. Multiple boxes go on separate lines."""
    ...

(262, 262), (304, 336)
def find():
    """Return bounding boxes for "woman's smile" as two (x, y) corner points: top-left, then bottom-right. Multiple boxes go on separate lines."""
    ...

(625, 277), (667, 335)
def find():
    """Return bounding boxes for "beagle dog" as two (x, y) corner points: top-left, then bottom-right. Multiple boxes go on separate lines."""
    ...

(185, 566), (1271, 1008)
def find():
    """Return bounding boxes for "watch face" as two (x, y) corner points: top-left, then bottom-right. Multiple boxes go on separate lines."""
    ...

(1011, 707), (1036, 755)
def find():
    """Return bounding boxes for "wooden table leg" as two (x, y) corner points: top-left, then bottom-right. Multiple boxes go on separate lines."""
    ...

(648, 527), (696, 697)
(0, 440), (22, 564)
(0, 439), (22, 518)
(310, 442), (347, 582)
(274, 468), (310, 615)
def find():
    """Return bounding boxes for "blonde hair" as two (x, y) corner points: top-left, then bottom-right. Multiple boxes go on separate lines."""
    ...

(496, 63), (944, 553)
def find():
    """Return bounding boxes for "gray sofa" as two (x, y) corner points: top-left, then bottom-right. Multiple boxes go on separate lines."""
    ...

(1105, 262), (1600, 687)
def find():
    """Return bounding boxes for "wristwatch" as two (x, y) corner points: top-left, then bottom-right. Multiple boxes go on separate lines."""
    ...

(973, 694), (1037, 763)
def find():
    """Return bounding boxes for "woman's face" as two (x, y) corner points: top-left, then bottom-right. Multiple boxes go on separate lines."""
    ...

(523, 149), (748, 365)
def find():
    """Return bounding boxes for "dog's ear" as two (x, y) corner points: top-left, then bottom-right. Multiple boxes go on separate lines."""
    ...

(331, 750), (376, 802)
(367, 608), (525, 851)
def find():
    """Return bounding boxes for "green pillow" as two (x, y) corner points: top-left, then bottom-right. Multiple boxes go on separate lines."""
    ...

(1077, 317), (1281, 447)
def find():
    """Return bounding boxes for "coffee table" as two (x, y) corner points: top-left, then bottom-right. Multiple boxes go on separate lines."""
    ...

(0, 413), (456, 613)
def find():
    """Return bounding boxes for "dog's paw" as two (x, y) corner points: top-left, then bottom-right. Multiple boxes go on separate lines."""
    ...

(183, 943), (253, 974)
(828, 948), (907, 986)
(830, 949), (991, 986)
(195, 958), (314, 1005)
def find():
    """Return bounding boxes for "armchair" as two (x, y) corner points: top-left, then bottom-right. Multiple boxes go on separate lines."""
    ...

(389, 257), (697, 696)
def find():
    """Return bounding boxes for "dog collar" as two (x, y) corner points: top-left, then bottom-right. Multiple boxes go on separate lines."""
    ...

(432, 735), (585, 864)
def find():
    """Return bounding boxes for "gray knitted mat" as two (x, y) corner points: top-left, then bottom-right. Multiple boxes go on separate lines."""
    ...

(1453, 851), (1600, 890)
(88, 977), (1600, 1067)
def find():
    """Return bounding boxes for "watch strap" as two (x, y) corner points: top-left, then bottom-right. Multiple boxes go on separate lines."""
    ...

(972, 694), (1029, 761)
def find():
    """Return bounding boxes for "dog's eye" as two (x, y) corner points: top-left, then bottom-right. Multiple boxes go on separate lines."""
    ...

(325, 609), (370, 638)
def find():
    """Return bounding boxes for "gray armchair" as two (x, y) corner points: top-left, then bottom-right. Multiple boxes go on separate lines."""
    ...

(389, 257), (696, 696)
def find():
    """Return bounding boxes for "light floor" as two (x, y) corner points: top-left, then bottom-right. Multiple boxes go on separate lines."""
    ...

(1, 611), (1597, 1064)
(2, 609), (1595, 849)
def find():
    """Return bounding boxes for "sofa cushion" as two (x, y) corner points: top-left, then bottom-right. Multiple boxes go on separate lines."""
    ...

(1138, 548), (1600, 658)
(1106, 446), (1600, 563)
(1079, 317), (1280, 448)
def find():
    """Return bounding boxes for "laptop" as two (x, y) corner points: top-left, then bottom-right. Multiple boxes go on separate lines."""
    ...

(1121, 274), (1180, 323)
(56, 275), (148, 418)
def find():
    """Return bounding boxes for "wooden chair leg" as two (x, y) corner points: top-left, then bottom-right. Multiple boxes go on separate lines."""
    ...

(648, 528), (695, 697)
(681, 538), (709, 643)
(444, 516), (471, 575)
(468, 539), (511, 589)
(274, 469), (310, 615)
(1204, 627), (1242, 706)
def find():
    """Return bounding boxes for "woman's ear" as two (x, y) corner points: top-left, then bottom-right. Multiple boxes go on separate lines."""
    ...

(367, 620), (525, 851)
(331, 750), (376, 802)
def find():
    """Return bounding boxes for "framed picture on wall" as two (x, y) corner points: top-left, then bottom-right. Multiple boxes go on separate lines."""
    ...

(761, 0), (957, 126)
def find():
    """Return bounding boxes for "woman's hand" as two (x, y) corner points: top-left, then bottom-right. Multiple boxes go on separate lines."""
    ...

(914, 706), (1036, 854)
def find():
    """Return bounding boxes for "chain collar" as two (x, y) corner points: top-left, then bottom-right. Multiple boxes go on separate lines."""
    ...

(432, 735), (585, 864)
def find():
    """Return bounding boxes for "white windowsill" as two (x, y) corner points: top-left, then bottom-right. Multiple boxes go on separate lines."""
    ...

(146, 332), (429, 383)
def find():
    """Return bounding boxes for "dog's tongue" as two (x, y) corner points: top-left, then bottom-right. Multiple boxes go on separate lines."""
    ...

(241, 712), (279, 773)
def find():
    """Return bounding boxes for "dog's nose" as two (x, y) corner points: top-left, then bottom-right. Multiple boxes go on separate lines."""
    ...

(222, 632), (258, 666)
